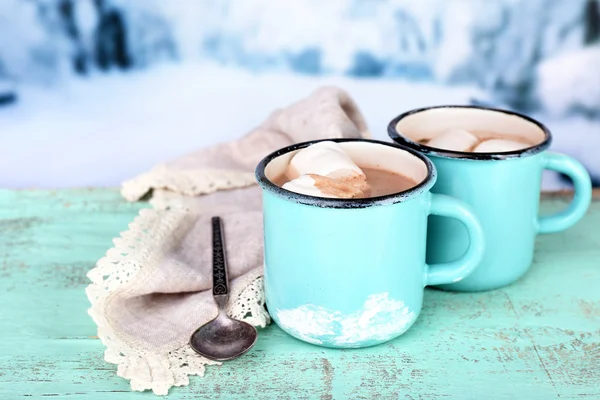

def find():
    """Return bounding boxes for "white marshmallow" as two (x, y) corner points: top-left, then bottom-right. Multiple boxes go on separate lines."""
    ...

(427, 128), (479, 152)
(282, 175), (337, 198)
(288, 141), (364, 181)
(473, 139), (530, 153)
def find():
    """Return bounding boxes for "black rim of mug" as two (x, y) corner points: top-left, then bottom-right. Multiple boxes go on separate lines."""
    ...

(255, 138), (436, 209)
(387, 105), (552, 161)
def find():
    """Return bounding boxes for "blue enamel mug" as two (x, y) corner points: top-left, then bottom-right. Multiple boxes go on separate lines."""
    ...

(255, 139), (485, 348)
(389, 106), (592, 292)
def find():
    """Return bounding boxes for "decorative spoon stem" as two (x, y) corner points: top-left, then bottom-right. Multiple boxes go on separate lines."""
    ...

(212, 216), (229, 306)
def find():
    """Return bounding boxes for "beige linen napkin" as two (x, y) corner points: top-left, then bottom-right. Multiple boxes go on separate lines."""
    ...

(86, 86), (371, 395)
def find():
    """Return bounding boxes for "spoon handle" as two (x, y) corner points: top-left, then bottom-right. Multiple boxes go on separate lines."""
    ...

(211, 216), (229, 302)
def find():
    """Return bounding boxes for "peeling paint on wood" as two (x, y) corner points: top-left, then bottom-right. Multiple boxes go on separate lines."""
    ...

(0, 188), (599, 399)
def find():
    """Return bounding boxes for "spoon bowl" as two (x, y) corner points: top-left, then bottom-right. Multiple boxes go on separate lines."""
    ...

(189, 216), (258, 361)
(190, 314), (258, 361)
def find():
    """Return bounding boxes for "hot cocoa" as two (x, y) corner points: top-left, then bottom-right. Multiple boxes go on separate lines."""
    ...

(271, 141), (417, 198)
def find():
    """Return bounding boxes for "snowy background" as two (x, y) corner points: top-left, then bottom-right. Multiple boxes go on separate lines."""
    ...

(0, 0), (599, 189)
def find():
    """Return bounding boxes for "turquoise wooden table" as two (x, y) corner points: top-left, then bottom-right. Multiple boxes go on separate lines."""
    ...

(1, 189), (599, 399)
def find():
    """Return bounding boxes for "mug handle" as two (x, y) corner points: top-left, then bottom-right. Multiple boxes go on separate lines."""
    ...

(425, 194), (485, 286)
(537, 153), (592, 234)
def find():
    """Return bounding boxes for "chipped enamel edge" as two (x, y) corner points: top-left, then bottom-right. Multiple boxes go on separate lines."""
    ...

(255, 138), (436, 209)
(388, 105), (552, 161)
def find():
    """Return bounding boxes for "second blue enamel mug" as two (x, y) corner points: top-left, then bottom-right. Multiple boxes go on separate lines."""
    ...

(388, 106), (592, 292)
(255, 139), (485, 348)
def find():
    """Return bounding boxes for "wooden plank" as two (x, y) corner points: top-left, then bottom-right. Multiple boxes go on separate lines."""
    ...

(0, 189), (599, 399)
(541, 188), (600, 199)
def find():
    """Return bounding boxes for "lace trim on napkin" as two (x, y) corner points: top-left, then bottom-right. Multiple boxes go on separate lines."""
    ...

(121, 164), (256, 202)
(86, 207), (269, 395)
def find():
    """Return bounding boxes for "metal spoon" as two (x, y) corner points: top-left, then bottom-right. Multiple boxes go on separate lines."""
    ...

(189, 216), (258, 361)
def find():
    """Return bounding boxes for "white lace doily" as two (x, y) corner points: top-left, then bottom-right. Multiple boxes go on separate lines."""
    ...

(86, 206), (270, 395)
(121, 165), (256, 202)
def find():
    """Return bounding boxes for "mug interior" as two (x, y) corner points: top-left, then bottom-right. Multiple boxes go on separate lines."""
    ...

(258, 139), (434, 208)
(265, 141), (428, 186)
(392, 106), (551, 159)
